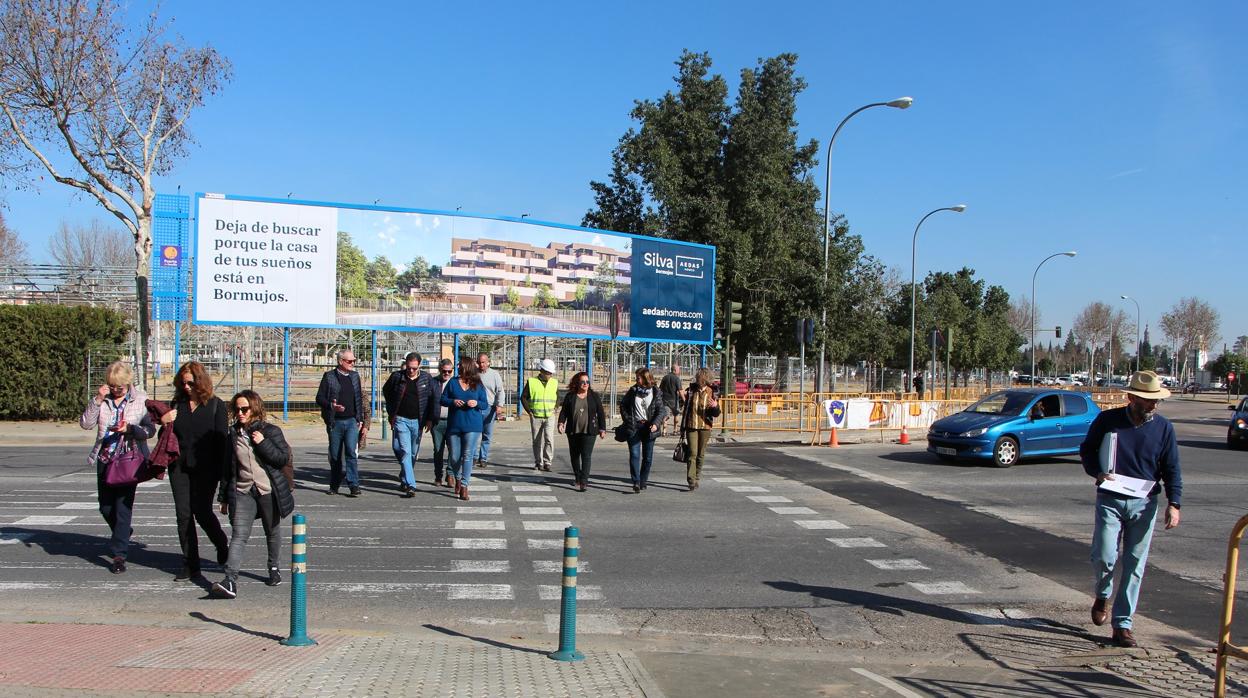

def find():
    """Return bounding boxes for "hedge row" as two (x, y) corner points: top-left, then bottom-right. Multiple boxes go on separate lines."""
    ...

(0, 305), (129, 420)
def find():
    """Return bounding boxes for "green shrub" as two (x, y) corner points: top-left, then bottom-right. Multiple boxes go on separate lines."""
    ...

(0, 305), (130, 420)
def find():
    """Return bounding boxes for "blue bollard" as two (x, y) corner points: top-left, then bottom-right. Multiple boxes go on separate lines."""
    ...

(548, 525), (584, 662)
(281, 513), (317, 646)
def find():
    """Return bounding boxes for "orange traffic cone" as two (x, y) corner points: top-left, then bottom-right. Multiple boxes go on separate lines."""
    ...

(899, 423), (910, 445)
(827, 427), (839, 448)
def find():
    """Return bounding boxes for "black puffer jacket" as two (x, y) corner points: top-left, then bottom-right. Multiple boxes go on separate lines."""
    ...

(618, 386), (669, 430)
(218, 421), (295, 519)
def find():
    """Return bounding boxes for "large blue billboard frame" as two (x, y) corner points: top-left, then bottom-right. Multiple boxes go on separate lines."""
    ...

(191, 193), (717, 345)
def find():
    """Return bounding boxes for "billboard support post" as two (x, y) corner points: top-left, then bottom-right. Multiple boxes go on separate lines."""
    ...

(282, 327), (290, 421)
(585, 340), (594, 385)
(516, 336), (526, 419)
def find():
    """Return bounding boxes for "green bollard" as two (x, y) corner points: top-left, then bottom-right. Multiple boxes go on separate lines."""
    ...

(548, 525), (584, 662)
(281, 513), (316, 646)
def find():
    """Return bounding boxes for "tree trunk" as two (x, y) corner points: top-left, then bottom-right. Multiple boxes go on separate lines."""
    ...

(135, 213), (153, 391)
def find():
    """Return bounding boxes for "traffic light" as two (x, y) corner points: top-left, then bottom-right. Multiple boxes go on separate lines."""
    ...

(803, 318), (815, 345)
(1055, 325), (1062, 339)
(726, 301), (743, 336)
(712, 332), (725, 352)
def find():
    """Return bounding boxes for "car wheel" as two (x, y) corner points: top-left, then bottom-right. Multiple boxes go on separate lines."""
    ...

(992, 436), (1019, 468)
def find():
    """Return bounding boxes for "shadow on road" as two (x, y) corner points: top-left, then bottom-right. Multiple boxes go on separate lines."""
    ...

(1177, 439), (1232, 451)
(0, 526), (185, 573)
(188, 611), (284, 641)
(423, 624), (547, 655)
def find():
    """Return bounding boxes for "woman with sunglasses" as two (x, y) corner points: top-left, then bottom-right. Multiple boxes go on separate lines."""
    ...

(618, 368), (669, 493)
(80, 361), (156, 574)
(439, 357), (491, 501)
(161, 361), (230, 581)
(210, 391), (293, 599)
(557, 372), (606, 492)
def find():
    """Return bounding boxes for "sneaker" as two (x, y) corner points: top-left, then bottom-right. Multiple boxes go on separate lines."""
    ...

(348, 487), (361, 497)
(266, 567), (282, 587)
(210, 578), (237, 599)
(109, 557), (126, 574)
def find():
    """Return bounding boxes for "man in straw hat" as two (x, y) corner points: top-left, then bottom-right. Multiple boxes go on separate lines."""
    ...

(1079, 370), (1182, 648)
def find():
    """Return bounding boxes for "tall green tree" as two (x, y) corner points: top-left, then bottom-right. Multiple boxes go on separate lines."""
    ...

(365, 255), (396, 295)
(336, 232), (367, 299)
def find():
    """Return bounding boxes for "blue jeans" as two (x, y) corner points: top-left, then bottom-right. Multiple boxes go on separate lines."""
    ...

(448, 431), (481, 488)
(478, 414), (495, 463)
(392, 416), (424, 489)
(1091, 493), (1159, 629)
(627, 425), (657, 487)
(327, 418), (361, 490)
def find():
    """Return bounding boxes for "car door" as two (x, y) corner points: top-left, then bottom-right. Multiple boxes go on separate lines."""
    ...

(1060, 393), (1096, 449)
(1021, 394), (1064, 454)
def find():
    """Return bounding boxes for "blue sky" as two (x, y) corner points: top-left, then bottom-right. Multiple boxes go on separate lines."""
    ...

(6, 1), (1245, 351)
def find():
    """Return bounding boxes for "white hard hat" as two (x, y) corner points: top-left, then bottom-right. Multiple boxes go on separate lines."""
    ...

(539, 358), (556, 373)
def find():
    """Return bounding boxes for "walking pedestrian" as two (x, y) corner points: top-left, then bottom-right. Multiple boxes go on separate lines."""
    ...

(210, 391), (293, 599)
(1079, 370), (1182, 648)
(659, 365), (683, 436)
(475, 352), (506, 468)
(315, 349), (370, 497)
(619, 367), (668, 493)
(161, 361), (231, 581)
(441, 357), (490, 501)
(382, 352), (438, 497)
(681, 367), (720, 491)
(557, 372), (606, 492)
(80, 361), (156, 574)
(913, 373), (925, 400)
(431, 358), (454, 487)
(521, 358), (559, 472)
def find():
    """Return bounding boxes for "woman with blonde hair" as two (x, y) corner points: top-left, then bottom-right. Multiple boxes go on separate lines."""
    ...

(618, 367), (668, 493)
(80, 361), (156, 574)
(681, 367), (720, 491)
(161, 361), (230, 581)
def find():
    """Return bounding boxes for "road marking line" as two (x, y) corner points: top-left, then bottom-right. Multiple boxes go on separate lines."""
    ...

(727, 486), (768, 493)
(456, 506), (502, 515)
(747, 496), (792, 503)
(454, 521), (505, 530)
(850, 668), (925, 698)
(446, 584), (513, 600)
(793, 519), (848, 530)
(518, 507), (565, 515)
(826, 538), (886, 548)
(512, 485), (552, 492)
(514, 495), (558, 503)
(533, 560), (590, 573)
(461, 495), (501, 502)
(54, 503), (98, 510)
(137, 481), (165, 488)
(712, 477), (750, 483)
(11, 516), (75, 526)
(769, 506), (818, 515)
(865, 559), (929, 571)
(522, 520), (573, 531)
(908, 581), (981, 595)
(538, 584), (602, 600)
(449, 560), (510, 573)
(544, 612), (619, 634)
(527, 539), (562, 549)
(462, 484), (499, 491)
(451, 538), (508, 549)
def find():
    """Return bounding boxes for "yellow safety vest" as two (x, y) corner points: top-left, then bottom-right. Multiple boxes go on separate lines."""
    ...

(525, 376), (558, 418)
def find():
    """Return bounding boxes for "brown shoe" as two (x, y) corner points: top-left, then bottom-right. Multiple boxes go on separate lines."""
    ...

(459, 486), (469, 502)
(1111, 628), (1138, 648)
(1091, 597), (1109, 626)
(448, 475), (457, 490)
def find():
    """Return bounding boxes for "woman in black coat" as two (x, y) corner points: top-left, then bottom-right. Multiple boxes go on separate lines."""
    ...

(557, 372), (606, 492)
(618, 368), (669, 493)
(161, 361), (230, 581)
(211, 390), (293, 599)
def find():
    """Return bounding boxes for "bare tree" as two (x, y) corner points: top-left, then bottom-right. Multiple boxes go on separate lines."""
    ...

(0, 0), (231, 386)
(0, 212), (28, 267)
(1160, 297), (1221, 380)
(1073, 301), (1113, 383)
(48, 219), (130, 270)
(1007, 296), (1036, 339)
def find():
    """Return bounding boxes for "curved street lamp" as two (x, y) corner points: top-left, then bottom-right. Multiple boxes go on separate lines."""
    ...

(1121, 294), (1141, 373)
(908, 205), (967, 393)
(1031, 251), (1077, 386)
(818, 96), (913, 393)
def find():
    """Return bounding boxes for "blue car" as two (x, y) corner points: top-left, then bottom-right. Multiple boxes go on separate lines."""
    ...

(1228, 398), (1248, 450)
(927, 388), (1101, 467)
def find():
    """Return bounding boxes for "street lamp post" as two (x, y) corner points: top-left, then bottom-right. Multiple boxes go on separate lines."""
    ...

(909, 205), (967, 394)
(1121, 294), (1141, 373)
(818, 96), (913, 394)
(1030, 251), (1077, 386)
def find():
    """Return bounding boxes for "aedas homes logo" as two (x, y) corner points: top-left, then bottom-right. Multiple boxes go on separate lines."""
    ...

(641, 250), (704, 279)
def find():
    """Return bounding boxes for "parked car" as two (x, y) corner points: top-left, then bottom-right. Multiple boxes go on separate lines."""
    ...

(926, 388), (1101, 467)
(1229, 399), (1248, 450)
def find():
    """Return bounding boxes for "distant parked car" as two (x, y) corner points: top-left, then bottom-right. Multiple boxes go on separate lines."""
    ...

(1229, 399), (1248, 450)
(927, 388), (1101, 467)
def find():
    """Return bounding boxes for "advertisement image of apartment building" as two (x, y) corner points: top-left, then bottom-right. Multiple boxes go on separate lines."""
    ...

(439, 238), (631, 309)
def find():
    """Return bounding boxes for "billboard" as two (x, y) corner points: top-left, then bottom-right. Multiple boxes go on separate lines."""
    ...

(193, 194), (716, 343)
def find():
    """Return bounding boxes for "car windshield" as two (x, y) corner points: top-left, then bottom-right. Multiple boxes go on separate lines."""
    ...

(966, 391), (1032, 416)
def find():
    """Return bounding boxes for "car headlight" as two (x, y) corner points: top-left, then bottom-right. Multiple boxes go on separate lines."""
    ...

(959, 427), (988, 437)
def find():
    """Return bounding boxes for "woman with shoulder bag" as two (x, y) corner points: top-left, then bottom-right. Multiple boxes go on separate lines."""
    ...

(211, 390), (292, 599)
(557, 372), (606, 492)
(682, 367), (720, 491)
(619, 368), (669, 493)
(162, 361), (230, 581)
(80, 361), (156, 574)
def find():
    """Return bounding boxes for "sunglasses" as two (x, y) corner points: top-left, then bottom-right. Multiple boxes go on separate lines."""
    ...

(181, 379), (195, 386)
(578, 380), (589, 386)
(236, 405), (251, 413)
(406, 366), (422, 372)
(341, 358), (357, 364)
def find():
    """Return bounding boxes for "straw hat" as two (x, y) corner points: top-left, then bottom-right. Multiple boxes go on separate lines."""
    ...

(1121, 370), (1171, 400)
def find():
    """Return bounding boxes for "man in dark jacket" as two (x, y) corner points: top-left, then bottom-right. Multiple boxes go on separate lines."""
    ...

(315, 349), (370, 497)
(658, 365), (682, 436)
(382, 352), (439, 497)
